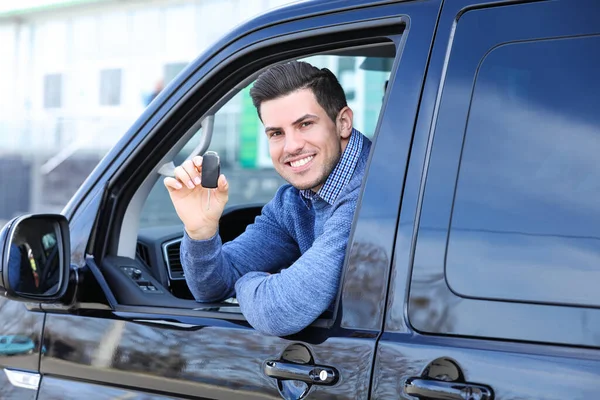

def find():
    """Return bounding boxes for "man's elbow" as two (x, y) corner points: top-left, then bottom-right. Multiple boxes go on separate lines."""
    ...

(236, 277), (331, 336)
(191, 292), (228, 303)
(187, 281), (233, 303)
(242, 303), (319, 337)
(250, 315), (311, 337)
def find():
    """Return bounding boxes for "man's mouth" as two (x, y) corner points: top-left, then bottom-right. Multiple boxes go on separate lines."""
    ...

(288, 155), (314, 168)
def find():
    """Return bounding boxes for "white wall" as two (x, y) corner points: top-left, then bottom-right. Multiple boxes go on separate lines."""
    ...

(0, 23), (18, 146)
(0, 0), (293, 154)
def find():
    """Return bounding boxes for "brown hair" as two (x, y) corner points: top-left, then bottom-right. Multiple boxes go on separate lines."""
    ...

(249, 61), (347, 122)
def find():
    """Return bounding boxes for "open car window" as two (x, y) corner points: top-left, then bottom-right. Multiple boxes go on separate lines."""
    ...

(96, 27), (401, 329)
(139, 54), (393, 230)
(134, 52), (394, 306)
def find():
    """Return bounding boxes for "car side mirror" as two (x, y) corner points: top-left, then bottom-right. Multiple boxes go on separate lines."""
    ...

(0, 214), (70, 303)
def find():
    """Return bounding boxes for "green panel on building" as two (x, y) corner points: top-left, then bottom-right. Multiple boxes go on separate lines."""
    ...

(239, 86), (259, 168)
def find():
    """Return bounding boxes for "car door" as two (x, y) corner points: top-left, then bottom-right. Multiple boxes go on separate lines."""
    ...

(0, 298), (44, 400)
(373, 0), (600, 398)
(36, 1), (442, 399)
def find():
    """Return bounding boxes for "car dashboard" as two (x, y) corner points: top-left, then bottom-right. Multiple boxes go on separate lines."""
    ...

(133, 204), (264, 301)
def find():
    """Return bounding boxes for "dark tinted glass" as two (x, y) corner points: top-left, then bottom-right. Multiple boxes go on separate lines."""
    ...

(447, 35), (600, 307)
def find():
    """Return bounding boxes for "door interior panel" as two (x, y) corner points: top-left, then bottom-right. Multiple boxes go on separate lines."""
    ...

(100, 205), (264, 306)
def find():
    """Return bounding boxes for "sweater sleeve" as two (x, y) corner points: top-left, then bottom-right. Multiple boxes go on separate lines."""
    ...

(180, 189), (301, 303)
(234, 193), (357, 337)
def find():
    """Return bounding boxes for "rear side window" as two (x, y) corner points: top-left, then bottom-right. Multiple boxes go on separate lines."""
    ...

(407, 1), (600, 348)
(447, 36), (600, 307)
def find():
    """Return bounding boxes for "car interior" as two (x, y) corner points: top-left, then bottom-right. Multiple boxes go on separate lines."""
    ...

(95, 40), (397, 317)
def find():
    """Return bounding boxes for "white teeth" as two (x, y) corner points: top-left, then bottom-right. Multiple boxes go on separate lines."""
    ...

(290, 156), (313, 168)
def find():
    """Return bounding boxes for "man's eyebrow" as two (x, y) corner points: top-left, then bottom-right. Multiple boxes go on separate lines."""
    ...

(264, 114), (319, 133)
(265, 126), (280, 133)
(292, 114), (318, 126)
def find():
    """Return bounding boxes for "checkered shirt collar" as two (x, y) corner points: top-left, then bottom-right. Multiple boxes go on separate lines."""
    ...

(300, 128), (364, 205)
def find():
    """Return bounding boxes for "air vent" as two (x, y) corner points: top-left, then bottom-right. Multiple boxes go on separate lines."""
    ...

(162, 239), (184, 280)
(136, 242), (151, 267)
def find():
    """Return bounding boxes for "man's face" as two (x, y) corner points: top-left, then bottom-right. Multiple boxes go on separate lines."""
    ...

(261, 89), (352, 191)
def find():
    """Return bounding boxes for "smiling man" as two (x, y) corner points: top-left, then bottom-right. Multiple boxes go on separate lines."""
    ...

(164, 61), (371, 336)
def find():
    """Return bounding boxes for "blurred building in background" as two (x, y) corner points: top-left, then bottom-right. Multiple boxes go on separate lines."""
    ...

(0, 0), (391, 227)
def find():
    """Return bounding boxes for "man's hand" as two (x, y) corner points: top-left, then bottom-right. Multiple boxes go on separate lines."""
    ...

(163, 156), (229, 240)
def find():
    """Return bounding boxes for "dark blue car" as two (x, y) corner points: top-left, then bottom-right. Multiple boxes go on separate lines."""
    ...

(1, 0), (600, 399)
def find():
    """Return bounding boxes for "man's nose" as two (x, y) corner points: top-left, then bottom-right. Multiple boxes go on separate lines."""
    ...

(283, 130), (305, 154)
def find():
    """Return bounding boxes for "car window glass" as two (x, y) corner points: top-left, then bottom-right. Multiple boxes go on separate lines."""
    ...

(446, 35), (600, 307)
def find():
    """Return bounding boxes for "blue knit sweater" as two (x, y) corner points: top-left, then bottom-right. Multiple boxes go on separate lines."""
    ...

(181, 135), (371, 336)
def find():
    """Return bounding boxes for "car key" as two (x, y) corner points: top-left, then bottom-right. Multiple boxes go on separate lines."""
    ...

(201, 151), (220, 210)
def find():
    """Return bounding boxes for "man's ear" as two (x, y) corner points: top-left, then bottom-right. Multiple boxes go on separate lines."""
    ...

(337, 106), (353, 139)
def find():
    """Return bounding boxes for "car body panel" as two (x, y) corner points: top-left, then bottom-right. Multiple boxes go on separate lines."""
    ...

(2, 1), (599, 399)
(0, 299), (44, 400)
(374, 0), (600, 399)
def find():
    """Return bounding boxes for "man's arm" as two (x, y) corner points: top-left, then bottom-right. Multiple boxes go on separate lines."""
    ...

(180, 189), (301, 302)
(234, 195), (356, 337)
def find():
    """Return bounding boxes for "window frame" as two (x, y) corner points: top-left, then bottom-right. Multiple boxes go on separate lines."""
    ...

(84, 10), (409, 332)
(407, 0), (600, 348)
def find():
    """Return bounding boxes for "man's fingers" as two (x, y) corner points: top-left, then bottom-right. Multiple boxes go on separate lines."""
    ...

(214, 175), (229, 204)
(167, 157), (207, 193)
(163, 177), (183, 191)
(182, 159), (201, 186)
(174, 165), (196, 189)
(217, 174), (228, 192)
(192, 156), (203, 168)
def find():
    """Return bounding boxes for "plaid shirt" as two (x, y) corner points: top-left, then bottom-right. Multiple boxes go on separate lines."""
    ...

(300, 128), (364, 206)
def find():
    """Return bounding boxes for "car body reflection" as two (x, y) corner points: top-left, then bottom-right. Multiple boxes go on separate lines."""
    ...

(0, 335), (35, 356)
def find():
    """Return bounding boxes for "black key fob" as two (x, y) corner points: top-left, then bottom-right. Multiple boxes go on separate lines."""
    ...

(201, 151), (220, 189)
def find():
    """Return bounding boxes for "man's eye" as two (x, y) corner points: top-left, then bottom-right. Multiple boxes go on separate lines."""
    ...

(301, 121), (313, 128)
(270, 131), (282, 138)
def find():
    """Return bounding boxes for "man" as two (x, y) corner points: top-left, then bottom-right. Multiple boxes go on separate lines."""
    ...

(164, 61), (371, 336)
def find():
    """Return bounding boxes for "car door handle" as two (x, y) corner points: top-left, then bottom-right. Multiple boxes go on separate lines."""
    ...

(264, 360), (338, 385)
(404, 377), (494, 400)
